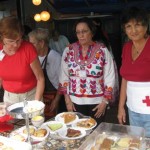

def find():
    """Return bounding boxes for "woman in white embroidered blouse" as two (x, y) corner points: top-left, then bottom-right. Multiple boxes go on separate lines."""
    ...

(59, 17), (115, 124)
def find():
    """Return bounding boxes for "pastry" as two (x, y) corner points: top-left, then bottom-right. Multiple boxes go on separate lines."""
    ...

(130, 138), (140, 144)
(48, 123), (63, 131)
(23, 127), (35, 135)
(100, 138), (114, 150)
(77, 118), (96, 128)
(129, 138), (140, 149)
(66, 128), (81, 137)
(33, 128), (47, 137)
(117, 137), (131, 148)
(62, 113), (76, 124)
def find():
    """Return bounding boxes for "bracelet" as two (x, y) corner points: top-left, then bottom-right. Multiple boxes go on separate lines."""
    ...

(102, 99), (109, 105)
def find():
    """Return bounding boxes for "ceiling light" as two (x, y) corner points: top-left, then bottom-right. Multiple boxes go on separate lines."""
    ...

(32, 0), (42, 6)
(34, 14), (41, 22)
(40, 11), (50, 21)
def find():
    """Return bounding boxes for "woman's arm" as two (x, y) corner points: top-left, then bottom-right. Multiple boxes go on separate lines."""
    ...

(118, 78), (127, 124)
(30, 57), (45, 100)
(50, 91), (62, 111)
(64, 94), (76, 112)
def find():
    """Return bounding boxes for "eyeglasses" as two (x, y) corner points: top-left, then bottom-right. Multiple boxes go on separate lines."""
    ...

(76, 30), (90, 35)
(3, 38), (22, 46)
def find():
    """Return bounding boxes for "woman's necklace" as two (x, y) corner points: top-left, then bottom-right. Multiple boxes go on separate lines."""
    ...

(78, 45), (93, 64)
(133, 37), (149, 55)
(134, 47), (142, 55)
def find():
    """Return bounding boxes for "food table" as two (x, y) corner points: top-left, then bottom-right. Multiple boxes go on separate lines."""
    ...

(0, 116), (91, 150)
(0, 115), (150, 149)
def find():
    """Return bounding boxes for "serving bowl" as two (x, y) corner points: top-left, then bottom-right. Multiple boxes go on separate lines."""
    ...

(7, 100), (45, 119)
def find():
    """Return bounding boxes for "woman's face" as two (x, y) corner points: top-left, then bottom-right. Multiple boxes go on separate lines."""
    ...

(124, 19), (148, 42)
(76, 22), (93, 46)
(29, 35), (38, 49)
(29, 35), (43, 55)
(3, 36), (22, 55)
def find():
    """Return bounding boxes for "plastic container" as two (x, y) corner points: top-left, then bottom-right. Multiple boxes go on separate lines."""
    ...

(79, 122), (145, 150)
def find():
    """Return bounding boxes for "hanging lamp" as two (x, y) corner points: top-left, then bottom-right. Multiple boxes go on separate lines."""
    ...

(40, 11), (50, 21)
(34, 14), (41, 22)
(32, 0), (42, 6)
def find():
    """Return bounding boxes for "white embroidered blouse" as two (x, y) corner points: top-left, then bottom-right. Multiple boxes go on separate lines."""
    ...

(59, 42), (115, 105)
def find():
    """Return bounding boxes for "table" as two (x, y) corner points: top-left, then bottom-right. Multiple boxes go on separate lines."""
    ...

(1, 118), (150, 150)
(0, 117), (90, 150)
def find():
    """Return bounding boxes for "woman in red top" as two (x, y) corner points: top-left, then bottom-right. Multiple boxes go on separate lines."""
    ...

(118, 7), (150, 137)
(0, 16), (44, 105)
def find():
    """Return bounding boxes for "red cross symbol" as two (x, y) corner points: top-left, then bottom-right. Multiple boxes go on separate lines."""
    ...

(143, 96), (150, 106)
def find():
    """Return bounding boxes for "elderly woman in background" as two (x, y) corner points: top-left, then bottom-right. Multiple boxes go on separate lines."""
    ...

(28, 28), (66, 116)
(59, 17), (115, 124)
(118, 7), (150, 137)
(0, 16), (44, 106)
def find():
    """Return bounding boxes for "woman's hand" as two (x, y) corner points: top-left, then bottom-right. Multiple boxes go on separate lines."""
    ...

(118, 106), (126, 124)
(50, 92), (61, 112)
(50, 97), (59, 112)
(65, 94), (76, 112)
(92, 101), (107, 118)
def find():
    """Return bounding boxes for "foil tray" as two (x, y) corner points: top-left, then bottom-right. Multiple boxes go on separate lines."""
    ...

(6, 101), (45, 119)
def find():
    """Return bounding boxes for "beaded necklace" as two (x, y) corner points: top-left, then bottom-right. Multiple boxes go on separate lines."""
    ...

(78, 43), (93, 64)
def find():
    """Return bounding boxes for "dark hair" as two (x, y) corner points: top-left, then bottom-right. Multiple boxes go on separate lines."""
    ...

(92, 18), (110, 48)
(121, 7), (149, 33)
(0, 16), (24, 42)
(73, 17), (96, 37)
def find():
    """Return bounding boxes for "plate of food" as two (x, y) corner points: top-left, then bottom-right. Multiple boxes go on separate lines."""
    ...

(58, 127), (86, 140)
(10, 125), (36, 142)
(9, 131), (27, 142)
(42, 121), (66, 133)
(18, 125), (36, 136)
(31, 127), (49, 141)
(12, 125), (49, 142)
(72, 118), (97, 130)
(55, 112), (79, 125)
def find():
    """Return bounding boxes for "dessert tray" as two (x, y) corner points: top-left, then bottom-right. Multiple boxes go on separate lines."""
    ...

(6, 100), (45, 144)
(79, 122), (145, 150)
